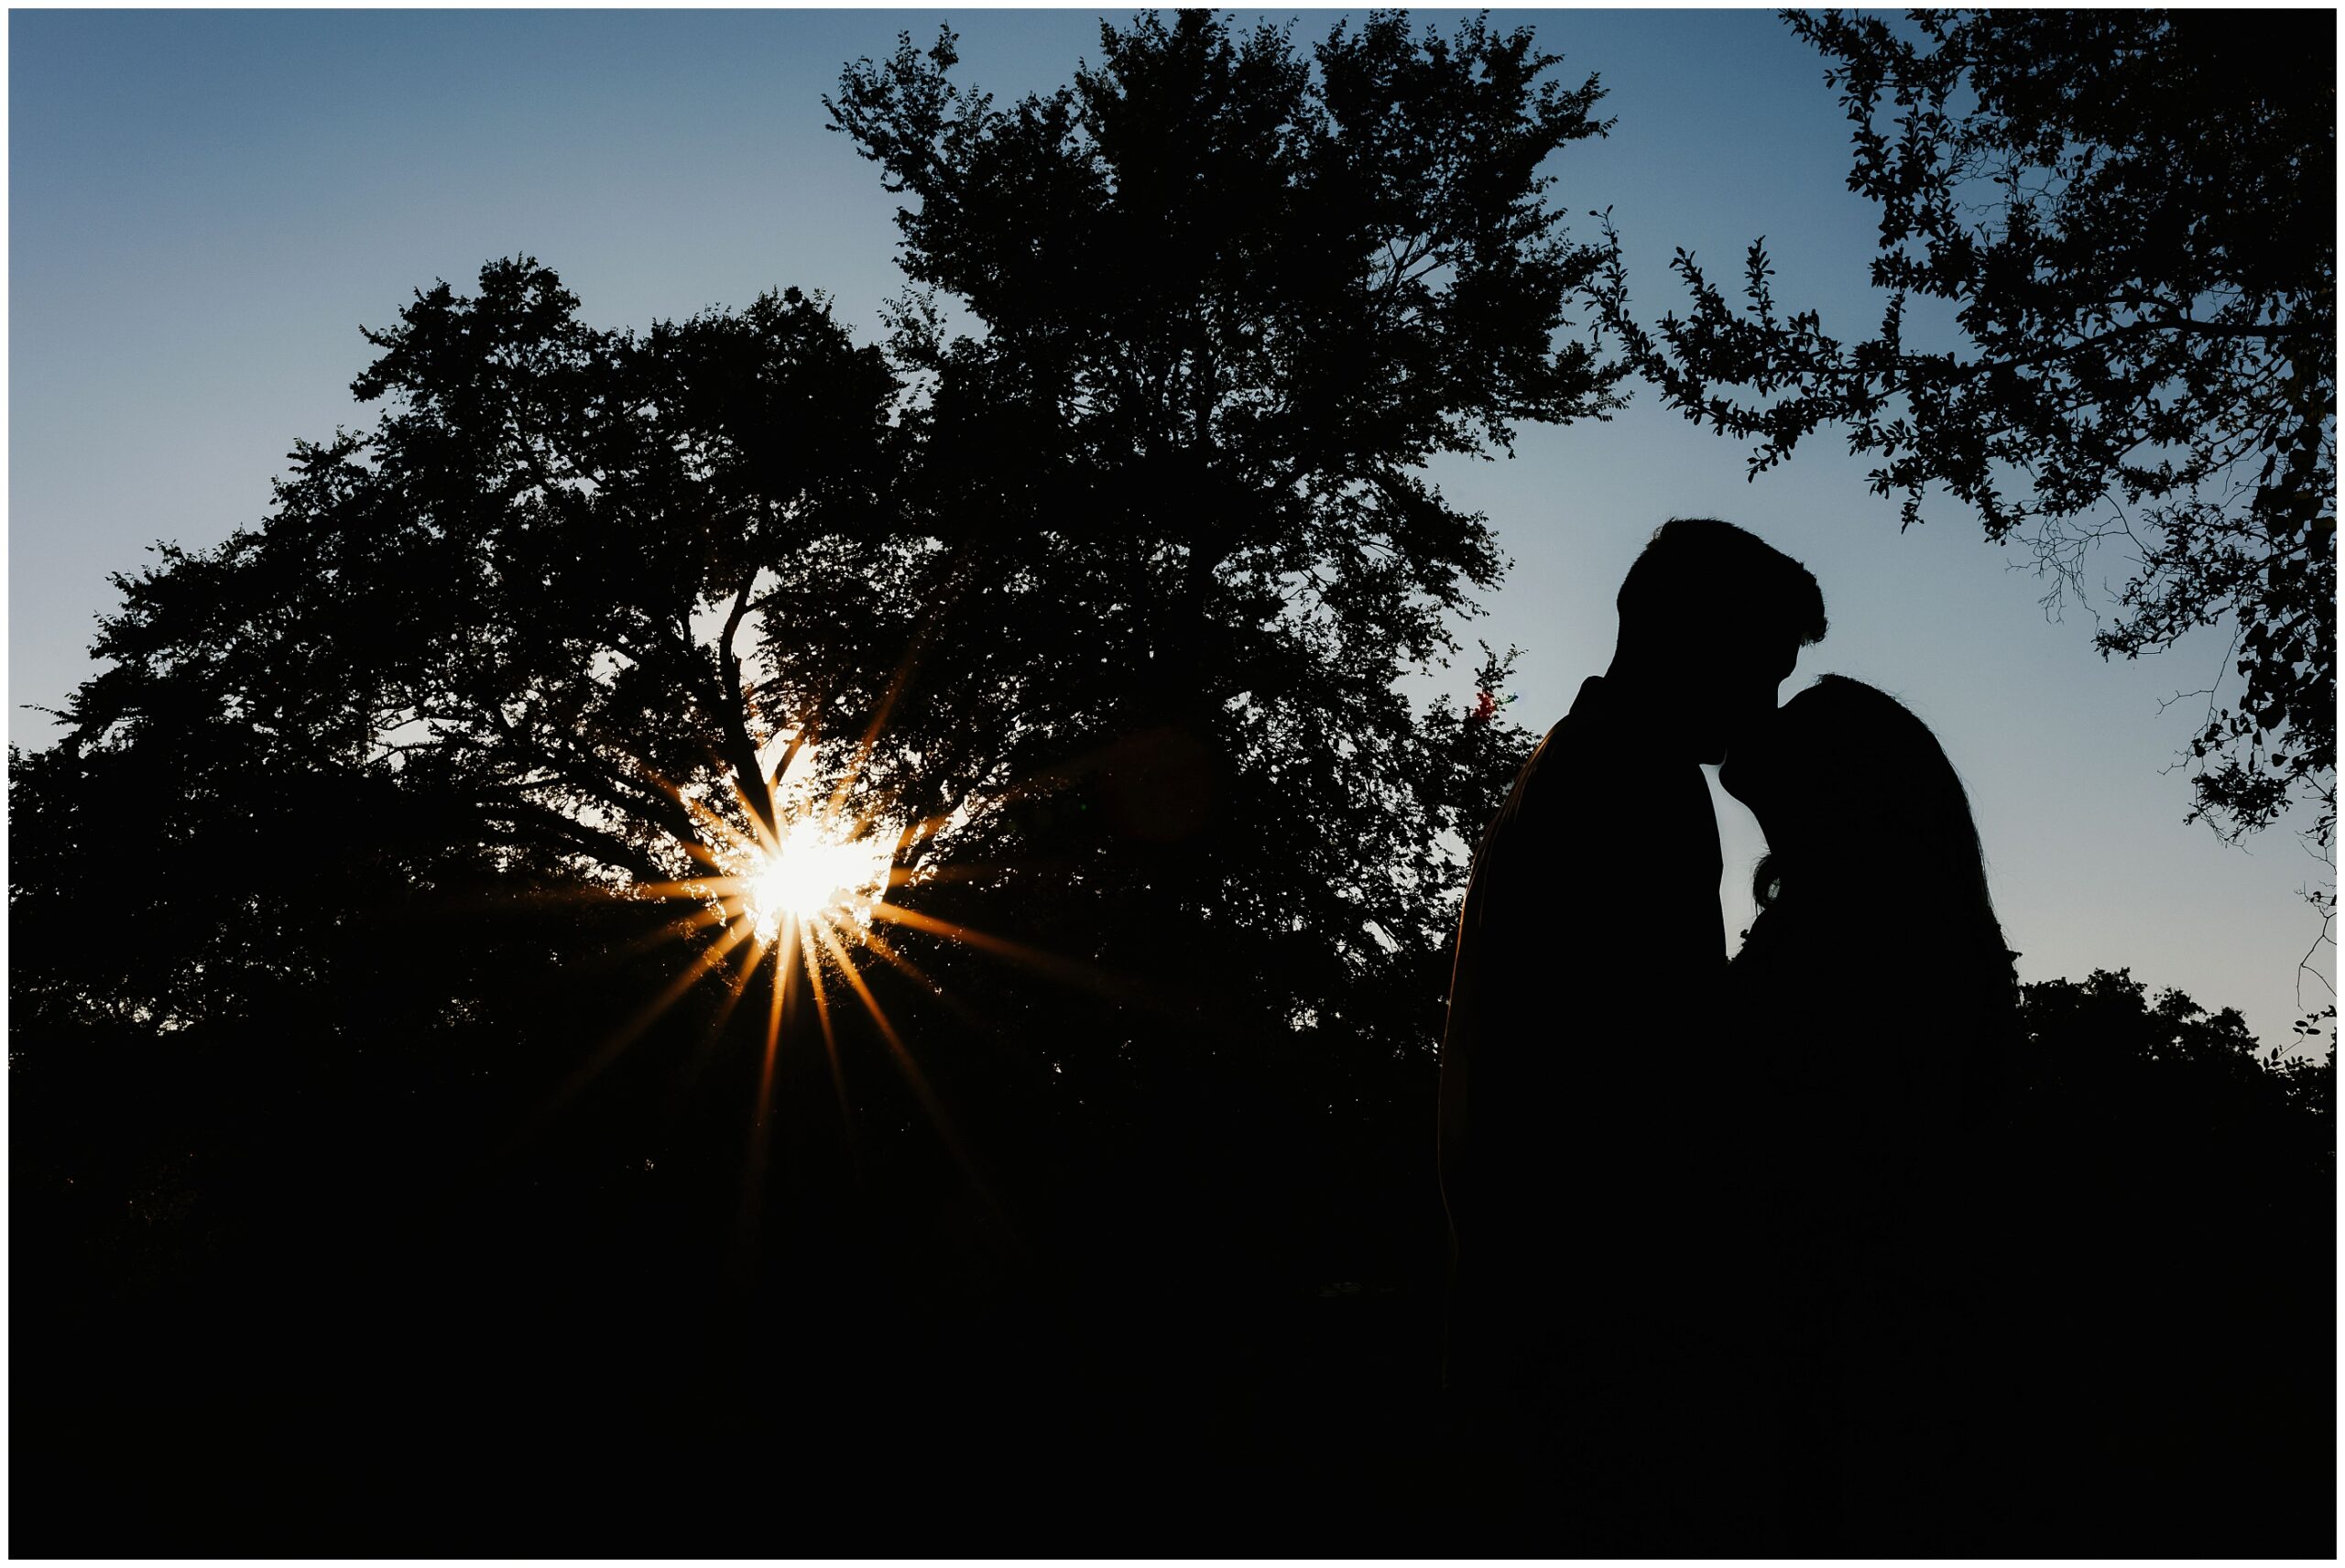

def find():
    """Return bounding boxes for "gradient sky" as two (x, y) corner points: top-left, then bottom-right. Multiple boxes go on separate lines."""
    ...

(11, 8), (2332, 1050)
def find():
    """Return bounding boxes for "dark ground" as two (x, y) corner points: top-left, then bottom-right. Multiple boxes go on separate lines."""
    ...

(13, 1006), (2334, 1558)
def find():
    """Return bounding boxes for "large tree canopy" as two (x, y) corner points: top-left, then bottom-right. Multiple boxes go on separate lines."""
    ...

(812, 10), (1615, 1069)
(1592, 8), (2335, 848)
(15, 267), (907, 1031)
(16, 11), (1623, 1274)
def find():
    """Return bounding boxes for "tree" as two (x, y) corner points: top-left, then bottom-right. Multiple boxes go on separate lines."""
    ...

(7, 268), (923, 1479)
(817, 10), (1616, 1094)
(14, 265), (905, 1027)
(1986, 969), (2333, 1556)
(2016, 967), (2330, 1154)
(1591, 9), (2335, 848)
(15, 16), (1623, 1533)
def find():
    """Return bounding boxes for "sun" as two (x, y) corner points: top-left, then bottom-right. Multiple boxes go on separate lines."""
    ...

(572, 715), (1105, 1249)
(740, 815), (891, 938)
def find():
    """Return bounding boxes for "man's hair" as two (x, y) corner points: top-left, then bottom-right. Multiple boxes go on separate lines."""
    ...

(1615, 517), (1827, 649)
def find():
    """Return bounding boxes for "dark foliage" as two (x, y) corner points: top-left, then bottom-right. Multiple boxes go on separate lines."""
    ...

(822, 9), (1614, 1051)
(2017, 966), (2331, 1144)
(1980, 970), (2334, 1556)
(9, 11), (2329, 1556)
(1592, 9), (2336, 845)
(13, 11), (1619, 1552)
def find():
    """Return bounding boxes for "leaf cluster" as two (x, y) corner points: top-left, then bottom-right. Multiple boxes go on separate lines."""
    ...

(17, 12), (1616, 1138)
(1591, 9), (2335, 846)
(2018, 966), (2331, 1143)
(821, 11), (1611, 1076)
(15, 261), (913, 1042)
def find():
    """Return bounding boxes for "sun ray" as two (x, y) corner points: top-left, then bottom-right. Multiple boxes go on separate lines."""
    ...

(810, 918), (922, 1090)
(857, 924), (1023, 1062)
(809, 915), (1017, 1250)
(822, 621), (935, 831)
(720, 766), (784, 857)
(678, 833), (730, 868)
(680, 789), (762, 859)
(596, 897), (738, 966)
(856, 924), (946, 1000)
(866, 898), (1146, 1003)
(704, 926), (771, 1035)
(653, 925), (772, 1137)
(598, 911), (758, 1062)
(627, 876), (757, 902)
(756, 920), (792, 1127)
(734, 918), (795, 1263)
(767, 913), (799, 1077)
(797, 915), (856, 1156)
(512, 910), (760, 1150)
(882, 863), (1008, 890)
(892, 807), (974, 857)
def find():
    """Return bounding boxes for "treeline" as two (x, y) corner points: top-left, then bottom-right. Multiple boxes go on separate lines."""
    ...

(11, 861), (2331, 1555)
(9, 10), (2333, 1555)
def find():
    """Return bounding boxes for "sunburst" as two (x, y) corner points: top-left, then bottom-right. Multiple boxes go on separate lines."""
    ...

(517, 643), (1162, 1264)
(735, 814), (890, 941)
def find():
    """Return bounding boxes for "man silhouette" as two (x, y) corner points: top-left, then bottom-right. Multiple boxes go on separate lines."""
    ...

(1435, 517), (1826, 1552)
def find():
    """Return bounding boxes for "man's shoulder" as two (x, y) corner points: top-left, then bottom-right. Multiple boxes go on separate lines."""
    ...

(1513, 687), (1655, 798)
(1512, 678), (1607, 770)
(1488, 699), (1711, 872)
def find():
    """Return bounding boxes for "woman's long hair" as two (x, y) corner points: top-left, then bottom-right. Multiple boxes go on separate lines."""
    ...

(1740, 674), (2017, 1129)
(1747, 675), (2006, 959)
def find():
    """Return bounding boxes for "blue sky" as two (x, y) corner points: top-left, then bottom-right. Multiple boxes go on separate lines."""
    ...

(10, 8), (2330, 1048)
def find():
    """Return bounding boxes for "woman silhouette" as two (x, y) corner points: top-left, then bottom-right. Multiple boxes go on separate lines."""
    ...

(1718, 674), (2023, 1555)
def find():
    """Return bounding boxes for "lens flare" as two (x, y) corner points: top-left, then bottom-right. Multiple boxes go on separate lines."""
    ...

(547, 651), (1121, 1263)
(740, 816), (890, 939)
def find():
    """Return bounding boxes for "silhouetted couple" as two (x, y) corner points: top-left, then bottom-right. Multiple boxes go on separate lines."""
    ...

(1437, 518), (2022, 1556)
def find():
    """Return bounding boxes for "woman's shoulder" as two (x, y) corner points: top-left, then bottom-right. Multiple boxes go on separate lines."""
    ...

(1730, 904), (2019, 1027)
(1732, 898), (1865, 966)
